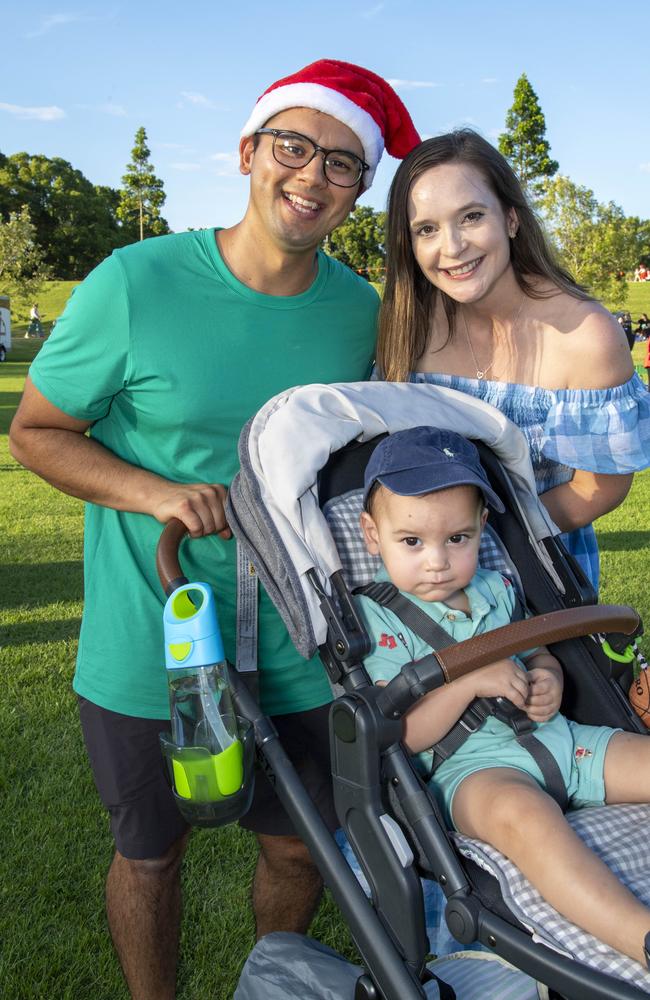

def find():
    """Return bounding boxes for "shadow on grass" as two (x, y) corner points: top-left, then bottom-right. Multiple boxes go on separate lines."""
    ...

(2, 561), (83, 608)
(597, 531), (650, 552)
(0, 617), (81, 645)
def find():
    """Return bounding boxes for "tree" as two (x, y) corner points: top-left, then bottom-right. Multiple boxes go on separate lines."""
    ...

(117, 127), (169, 241)
(634, 218), (650, 268)
(0, 152), (134, 278)
(539, 175), (640, 308)
(499, 73), (558, 192)
(0, 205), (49, 316)
(325, 205), (386, 280)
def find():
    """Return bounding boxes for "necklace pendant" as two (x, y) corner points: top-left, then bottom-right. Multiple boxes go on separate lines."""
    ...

(476, 369), (485, 379)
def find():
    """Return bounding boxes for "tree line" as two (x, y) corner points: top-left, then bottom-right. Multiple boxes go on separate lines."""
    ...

(0, 126), (168, 316)
(2, 88), (649, 315)
(328, 74), (649, 310)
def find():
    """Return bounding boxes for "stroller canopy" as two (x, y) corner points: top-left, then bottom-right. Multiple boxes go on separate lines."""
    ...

(226, 381), (559, 660)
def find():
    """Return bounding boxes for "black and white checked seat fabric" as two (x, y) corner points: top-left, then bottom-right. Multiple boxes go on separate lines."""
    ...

(323, 488), (524, 598)
(454, 804), (650, 991)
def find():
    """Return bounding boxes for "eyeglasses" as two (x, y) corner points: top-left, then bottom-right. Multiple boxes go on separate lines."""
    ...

(255, 128), (368, 188)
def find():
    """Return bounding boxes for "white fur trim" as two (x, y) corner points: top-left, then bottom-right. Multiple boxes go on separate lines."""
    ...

(240, 82), (383, 186)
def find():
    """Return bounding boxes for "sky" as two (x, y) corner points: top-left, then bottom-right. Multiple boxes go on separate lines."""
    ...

(2, 1), (649, 234)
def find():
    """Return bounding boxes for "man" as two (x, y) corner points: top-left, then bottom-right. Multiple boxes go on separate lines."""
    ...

(26, 302), (43, 338)
(9, 60), (419, 1000)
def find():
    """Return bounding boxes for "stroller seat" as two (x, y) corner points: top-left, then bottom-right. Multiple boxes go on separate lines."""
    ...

(453, 803), (650, 990)
(226, 380), (649, 1000)
(322, 469), (650, 993)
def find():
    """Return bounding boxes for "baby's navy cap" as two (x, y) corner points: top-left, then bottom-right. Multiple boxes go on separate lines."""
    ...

(363, 426), (505, 512)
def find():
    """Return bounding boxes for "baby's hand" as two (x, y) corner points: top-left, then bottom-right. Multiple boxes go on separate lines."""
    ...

(525, 666), (563, 722)
(471, 658), (529, 710)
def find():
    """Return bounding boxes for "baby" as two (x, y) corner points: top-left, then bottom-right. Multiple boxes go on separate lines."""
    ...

(356, 425), (650, 967)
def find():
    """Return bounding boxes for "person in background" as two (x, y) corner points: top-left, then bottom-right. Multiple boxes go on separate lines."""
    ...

(636, 313), (649, 339)
(26, 303), (43, 338)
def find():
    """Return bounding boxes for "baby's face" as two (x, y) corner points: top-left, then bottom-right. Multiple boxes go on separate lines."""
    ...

(361, 484), (487, 604)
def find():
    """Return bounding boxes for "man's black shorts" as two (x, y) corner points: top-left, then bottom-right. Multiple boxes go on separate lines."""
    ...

(78, 696), (337, 859)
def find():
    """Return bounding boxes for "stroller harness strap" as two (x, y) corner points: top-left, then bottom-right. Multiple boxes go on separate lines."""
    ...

(356, 582), (569, 812)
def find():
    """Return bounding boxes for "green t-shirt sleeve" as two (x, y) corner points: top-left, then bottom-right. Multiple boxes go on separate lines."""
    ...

(30, 253), (130, 422)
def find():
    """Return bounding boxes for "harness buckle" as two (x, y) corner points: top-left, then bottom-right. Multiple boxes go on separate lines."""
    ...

(458, 705), (487, 734)
(491, 697), (535, 735)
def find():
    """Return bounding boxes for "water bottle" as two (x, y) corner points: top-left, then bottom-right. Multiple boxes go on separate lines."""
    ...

(160, 582), (254, 825)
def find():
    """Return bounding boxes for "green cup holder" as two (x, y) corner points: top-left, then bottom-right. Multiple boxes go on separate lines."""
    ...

(160, 717), (255, 828)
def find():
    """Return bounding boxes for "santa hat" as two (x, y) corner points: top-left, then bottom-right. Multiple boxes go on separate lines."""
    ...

(241, 59), (421, 188)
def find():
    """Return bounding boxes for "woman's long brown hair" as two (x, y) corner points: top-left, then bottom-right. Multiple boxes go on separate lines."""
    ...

(377, 129), (591, 382)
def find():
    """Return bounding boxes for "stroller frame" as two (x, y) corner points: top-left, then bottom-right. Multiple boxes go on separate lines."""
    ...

(161, 381), (648, 1000)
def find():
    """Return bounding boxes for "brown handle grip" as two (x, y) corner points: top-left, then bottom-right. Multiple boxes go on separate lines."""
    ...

(435, 605), (641, 684)
(156, 518), (189, 593)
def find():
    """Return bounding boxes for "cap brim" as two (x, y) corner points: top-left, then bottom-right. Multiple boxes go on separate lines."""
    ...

(374, 465), (506, 513)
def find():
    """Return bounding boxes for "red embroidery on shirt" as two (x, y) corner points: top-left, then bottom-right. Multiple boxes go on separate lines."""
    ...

(378, 633), (397, 649)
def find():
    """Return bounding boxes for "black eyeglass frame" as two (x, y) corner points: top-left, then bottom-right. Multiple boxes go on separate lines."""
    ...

(254, 128), (369, 188)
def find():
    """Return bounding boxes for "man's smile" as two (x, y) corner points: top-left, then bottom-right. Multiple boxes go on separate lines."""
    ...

(282, 191), (323, 217)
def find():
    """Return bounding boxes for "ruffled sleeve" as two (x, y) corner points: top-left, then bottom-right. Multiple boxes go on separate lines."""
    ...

(540, 374), (650, 474)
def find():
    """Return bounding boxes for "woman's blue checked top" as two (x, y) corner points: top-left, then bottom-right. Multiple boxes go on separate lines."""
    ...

(406, 372), (650, 590)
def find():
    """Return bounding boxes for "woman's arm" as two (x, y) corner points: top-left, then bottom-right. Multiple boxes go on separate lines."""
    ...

(540, 471), (633, 532)
(542, 305), (636, 530)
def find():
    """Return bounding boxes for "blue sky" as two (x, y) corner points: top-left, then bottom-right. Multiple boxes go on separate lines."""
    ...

(3, 1), (649, 234)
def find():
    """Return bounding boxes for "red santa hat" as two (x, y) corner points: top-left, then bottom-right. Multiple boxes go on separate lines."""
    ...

(241, 59), (421, 188)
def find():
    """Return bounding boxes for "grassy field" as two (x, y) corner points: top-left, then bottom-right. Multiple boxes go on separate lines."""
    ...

(7, 281), (80, 337)
(1, 307), (649, 999)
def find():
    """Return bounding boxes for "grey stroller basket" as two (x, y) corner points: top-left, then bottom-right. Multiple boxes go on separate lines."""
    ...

(225, 380), (648, 1000)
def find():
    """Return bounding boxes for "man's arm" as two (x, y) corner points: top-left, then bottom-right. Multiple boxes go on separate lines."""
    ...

(9, 377), (231, 538)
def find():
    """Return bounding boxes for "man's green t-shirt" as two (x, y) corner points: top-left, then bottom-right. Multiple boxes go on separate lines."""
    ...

(30, 229), (378, 718)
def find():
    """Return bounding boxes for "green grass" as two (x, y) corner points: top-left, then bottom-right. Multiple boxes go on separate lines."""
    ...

(1, 329), (649, 999)
(618, 281), (650, 318)
(5, 280), (79, 338)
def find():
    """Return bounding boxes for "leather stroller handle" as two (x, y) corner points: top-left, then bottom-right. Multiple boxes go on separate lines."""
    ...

(434, 605), (642, 684)
(156, 517), (189, 594)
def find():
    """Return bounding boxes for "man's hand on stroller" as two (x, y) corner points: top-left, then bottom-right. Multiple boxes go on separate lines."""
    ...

(151, 482), (232, 539)
(523, 650), (563, 723)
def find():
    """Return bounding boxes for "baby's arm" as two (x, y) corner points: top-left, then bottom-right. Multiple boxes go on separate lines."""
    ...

(401, 657), (530, 753)
(522, 647), (563, 722)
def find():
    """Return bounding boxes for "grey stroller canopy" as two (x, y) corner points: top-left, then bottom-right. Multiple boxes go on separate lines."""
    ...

(227, 380), (560, 661)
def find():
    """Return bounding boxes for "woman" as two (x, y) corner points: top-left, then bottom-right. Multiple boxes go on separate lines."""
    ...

(377, 129), (649, 589)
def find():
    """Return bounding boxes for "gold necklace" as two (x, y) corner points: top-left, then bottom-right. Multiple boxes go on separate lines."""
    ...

(461, 295), (525, 380)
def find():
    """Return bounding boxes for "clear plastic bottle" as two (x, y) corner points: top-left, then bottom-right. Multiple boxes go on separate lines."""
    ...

(163, 583), (244, 803)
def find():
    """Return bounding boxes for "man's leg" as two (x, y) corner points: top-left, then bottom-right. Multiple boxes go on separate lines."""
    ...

(78, 698), (191, 999)
(253, 832), (323, 938)
(453, 768), (650, 964)
(240, 704), (337, 939)
(106, 832), (189, 1000)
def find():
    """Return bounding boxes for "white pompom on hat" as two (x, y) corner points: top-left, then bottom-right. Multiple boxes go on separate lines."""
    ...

(241, 58), (421, 188)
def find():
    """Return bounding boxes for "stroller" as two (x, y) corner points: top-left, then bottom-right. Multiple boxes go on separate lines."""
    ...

(159, 381), (649, 999)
